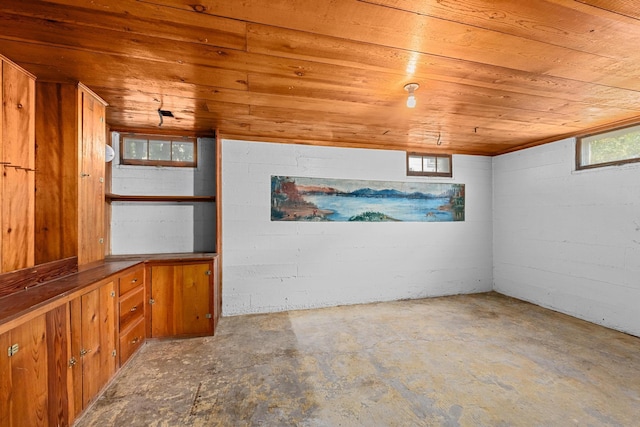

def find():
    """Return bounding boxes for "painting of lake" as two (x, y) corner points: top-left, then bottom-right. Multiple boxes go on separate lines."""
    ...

(271, 176), (465, 222)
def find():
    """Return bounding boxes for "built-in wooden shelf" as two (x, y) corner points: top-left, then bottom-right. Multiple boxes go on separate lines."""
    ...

(105, 193), (215, 203)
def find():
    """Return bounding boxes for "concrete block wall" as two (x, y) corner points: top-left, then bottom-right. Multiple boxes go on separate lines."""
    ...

(493, 137), (640, 337)
(110, 134), (216, 254)
(221, 139), (493, 315)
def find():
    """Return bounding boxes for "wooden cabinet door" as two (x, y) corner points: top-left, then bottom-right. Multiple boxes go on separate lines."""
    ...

(1, 60), (35, 272)
(69, 281), (118, 414)
(0, 314), (48, 427)
(77, 89), (104, 265)
(150, 262), (213, 338)
(0, 60), (3, 274)
(77, 87), (105, 265)
(34, 82), (79, 265)
(80, 281), (117, 408)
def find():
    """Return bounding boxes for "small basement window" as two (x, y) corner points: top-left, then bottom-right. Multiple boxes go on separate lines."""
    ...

(577, 123), (640, 170)
(407, 152), (452, 177)
(120, 134), (197, 167)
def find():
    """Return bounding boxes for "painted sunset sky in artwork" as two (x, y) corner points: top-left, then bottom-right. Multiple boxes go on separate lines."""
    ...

(271, 176), (465, 222)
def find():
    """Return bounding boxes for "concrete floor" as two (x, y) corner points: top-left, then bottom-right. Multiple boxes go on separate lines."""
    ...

(75, 292), (640, 426)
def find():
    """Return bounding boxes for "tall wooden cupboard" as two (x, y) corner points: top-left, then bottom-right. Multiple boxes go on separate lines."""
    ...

(0, 55), (36, 273)
(35, 82), (107, 266)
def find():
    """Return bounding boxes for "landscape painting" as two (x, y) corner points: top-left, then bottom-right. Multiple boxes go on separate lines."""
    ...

(271, 176), (465, 222)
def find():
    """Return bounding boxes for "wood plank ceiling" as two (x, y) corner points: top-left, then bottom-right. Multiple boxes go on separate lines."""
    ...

(1, 0), (640, 155)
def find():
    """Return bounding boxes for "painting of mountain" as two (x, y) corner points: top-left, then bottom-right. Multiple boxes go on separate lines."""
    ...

(271, 176), (465, 222)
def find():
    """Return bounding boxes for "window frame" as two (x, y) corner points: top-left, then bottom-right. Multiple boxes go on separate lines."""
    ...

(406, 152), (453, 177)
(119, 133), (198, 167)
(576, 122), (640, 171)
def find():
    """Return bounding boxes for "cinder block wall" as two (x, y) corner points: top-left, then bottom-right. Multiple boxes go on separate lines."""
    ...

(493, 137), (640, 337)
(222, 140), (494, 315)
(110, 134), (216, 254)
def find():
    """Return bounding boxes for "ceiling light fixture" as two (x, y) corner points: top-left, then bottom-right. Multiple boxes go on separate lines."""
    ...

(404, 83), (419, 108)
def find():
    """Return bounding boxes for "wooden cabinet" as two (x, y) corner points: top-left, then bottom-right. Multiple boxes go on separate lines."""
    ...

(149, 260), (216, 338)
(0, 314), (48, 426)
(0, 256), (217, 426)
(0, 56), (36, 273)
(69, 280), (118, 416)
(35, 82), (107, 267)
(118, 266), (145, 365)
(0, 304), (74, 427)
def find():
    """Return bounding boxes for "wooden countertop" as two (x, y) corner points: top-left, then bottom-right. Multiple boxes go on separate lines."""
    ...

(0, 260), (142, 333)
(0, 253), (218, 333)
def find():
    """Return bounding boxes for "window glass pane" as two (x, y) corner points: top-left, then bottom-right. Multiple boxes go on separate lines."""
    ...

(586, 131), (640, 164)
(423, 156), (437, 172)
(437, 156), (451, 173)
(408, 156), (423, 172)
(148, 140), (171, 161)
(124, 138), (147, 160)
(172, 142), (194, 162)
(580, 124), (640, 167)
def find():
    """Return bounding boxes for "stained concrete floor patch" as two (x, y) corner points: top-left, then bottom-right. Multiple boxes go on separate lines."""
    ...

(75, 293), (640, 426)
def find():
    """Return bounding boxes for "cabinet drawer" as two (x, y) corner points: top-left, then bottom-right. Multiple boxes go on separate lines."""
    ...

(119, 287), (144, 331)
(119, 267), (144, 296)
(119, 317), (145, 366)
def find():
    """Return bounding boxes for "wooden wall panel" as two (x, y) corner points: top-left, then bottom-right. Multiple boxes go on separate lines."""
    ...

(35, 82), (79, 264)
(1, 61), (35, 273)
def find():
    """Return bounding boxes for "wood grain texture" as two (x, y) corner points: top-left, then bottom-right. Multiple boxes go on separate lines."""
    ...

(0, 322), (10, 425)
(0, 260), (142, 335)
(1, 1), (640, 154)
(80, 281), (117, 408)
(77, 86), (106, 266)
(118, 316), (145, 366)
(0, 314), (49, 427)
(575, 0), (640, 21)
(0, 256), (78, 298)
(35, 82), (79, 265)
(0, 61), (3, 279)
(118, 266), (144, 296)
(118, 286), (144, 332)
(46, 303), (71, 427)
(68, 296), (82, 420)
(1, 60), (35, 272)
(150, 262), (213, 338)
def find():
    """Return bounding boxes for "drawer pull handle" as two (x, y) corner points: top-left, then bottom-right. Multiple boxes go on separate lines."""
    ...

(132, 279), (138, 283)
(131, 337), (140, 344)
(130, 306), (138, 312)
